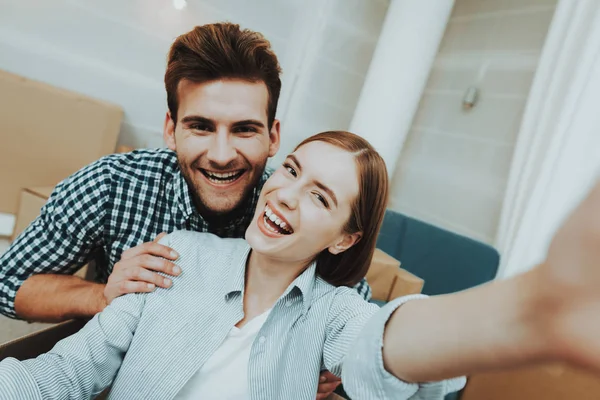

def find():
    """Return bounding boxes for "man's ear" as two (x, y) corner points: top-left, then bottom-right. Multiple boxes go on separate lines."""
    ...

(328, 232), (362, 255)
(268, 119), (281, 157)
(163, 111), (177, 151)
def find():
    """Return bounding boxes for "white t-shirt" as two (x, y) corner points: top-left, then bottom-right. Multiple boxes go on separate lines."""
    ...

(174, 309), (272, 399)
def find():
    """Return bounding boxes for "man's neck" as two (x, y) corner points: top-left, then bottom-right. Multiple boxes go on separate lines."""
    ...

(193, 197), (248, 229)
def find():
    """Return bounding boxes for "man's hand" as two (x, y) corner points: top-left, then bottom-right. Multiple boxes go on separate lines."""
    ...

(316, 371), (341, 400)
(103, 233), (181, 305)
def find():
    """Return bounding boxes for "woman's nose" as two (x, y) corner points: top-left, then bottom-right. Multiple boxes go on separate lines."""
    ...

(276, 185), (299, 210)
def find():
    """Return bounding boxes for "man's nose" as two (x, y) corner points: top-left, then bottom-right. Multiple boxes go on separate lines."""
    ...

(206, 131), (237, 167)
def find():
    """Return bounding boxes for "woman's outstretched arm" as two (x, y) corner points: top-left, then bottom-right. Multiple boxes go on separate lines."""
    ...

(382, 268), (551, 383)
(383, 178), (600, 383)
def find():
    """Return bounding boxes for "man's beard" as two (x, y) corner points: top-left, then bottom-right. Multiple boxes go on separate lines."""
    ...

(178, 155), (267, 223)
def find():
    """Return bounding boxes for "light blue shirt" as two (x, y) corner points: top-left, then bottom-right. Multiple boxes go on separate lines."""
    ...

(0, 231), (465, 399)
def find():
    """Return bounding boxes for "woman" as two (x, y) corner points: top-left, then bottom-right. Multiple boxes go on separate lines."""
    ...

(1, 131), (599, 400)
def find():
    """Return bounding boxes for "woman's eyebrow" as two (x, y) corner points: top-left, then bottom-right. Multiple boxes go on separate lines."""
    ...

(314, 180), (338, 207)
(288, 154), (338, 207)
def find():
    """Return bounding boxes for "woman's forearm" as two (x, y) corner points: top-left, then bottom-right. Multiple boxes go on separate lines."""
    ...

(382, 268), (559, 383)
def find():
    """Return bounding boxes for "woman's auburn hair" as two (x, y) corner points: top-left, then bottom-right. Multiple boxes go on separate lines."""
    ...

(294, 131), (389, 287)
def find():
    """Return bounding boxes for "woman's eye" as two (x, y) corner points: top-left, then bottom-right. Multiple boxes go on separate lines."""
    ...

(284, 164), (297, 177)
(314, 192), (329, 208)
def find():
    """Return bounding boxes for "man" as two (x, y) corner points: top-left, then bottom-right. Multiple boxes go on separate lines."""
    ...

(0, 23), (369, 397)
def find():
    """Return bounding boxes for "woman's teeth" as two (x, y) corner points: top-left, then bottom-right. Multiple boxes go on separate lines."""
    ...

(264, 206), (292, 234)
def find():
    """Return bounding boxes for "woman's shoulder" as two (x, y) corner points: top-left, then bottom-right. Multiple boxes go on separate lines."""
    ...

(163, 230), (238, 245)
(312, 277), (368, 305)
(161, 230), (245, 259)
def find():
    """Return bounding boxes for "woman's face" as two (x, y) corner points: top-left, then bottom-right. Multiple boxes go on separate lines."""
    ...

(246, 140), (361, 265)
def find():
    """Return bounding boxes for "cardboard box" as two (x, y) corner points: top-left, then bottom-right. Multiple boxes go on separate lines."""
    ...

(11, 186), (87, 279)
(461, 363), (600, 400)
(366, 248), (424, 302)
(0, 69), (123, 214)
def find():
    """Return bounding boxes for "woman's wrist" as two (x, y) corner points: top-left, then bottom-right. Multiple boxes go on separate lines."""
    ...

(515, 266), (566, 364)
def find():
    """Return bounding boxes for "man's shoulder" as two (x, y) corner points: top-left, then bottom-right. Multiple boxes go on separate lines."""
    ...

(64, 148), (177, 186)
(48, 148), (178, 213)
(263, 166), (275, 179)
(102, 148), (178, 180)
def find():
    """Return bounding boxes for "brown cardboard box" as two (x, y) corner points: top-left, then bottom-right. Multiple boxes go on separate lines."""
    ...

(11, 186), (87, 279)
(366, 248), (424, 302)
(461, 363), (600, 400)
(0, 69), (123, 214)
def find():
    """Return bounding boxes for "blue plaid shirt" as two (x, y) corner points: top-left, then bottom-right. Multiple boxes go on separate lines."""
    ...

(0, 149), (370, 319)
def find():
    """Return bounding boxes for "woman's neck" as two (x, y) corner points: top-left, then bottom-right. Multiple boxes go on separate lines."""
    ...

(236, 250), (311, 328)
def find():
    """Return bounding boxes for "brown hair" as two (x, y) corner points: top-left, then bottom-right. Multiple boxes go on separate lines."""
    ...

(294, 131), (389, 287)
(165, 23), (282, 128)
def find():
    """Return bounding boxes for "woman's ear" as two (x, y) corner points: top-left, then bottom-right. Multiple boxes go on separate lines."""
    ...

(328, 232), (362, 255)
(163, 111), (177, 151)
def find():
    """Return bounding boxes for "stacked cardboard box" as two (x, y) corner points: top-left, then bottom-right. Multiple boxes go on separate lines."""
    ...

(0, 69), (123, 215)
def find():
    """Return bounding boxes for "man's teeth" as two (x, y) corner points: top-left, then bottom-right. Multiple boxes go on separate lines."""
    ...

(210, 171), (239, 178)
(264, 206), (291, 233)
(205, 170), (242, 183)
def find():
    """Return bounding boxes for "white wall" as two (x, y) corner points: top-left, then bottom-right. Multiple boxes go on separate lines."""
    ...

(389, 0), (557, 244)
(269, 0), (388, 166)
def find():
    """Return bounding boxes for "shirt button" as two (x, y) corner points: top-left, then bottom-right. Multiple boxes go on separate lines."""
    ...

(258, 336), (266, 344)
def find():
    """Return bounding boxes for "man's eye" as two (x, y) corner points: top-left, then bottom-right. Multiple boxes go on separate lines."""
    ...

(314, 192), (329, 208)
(234, 126), (258, 134)
(283, 163), (297, 177)
(190, 124), (212, 131)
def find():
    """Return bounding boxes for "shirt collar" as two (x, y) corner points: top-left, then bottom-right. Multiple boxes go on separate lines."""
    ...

(225, 241), (316, 316)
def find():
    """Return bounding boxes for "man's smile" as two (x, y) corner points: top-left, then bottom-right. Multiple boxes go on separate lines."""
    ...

(199, 169), (246, 185)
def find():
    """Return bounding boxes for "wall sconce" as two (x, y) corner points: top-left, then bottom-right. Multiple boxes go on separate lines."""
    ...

(463, 86), (479, 110)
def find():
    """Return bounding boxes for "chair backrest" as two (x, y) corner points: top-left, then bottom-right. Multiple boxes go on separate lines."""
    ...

(0, 319), (87, 361)
(376, 210), (500, 296)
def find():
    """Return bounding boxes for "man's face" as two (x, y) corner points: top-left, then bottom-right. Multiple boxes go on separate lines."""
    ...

(164, 79), (280, 217)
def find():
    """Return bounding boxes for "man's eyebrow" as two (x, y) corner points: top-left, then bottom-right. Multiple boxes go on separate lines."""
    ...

(287, 154), (338, 207)
(180, 115), (214, 125)
(232, 119), (265, 129)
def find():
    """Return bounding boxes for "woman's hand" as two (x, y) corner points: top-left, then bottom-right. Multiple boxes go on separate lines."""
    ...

(535, 178), (600, 370)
